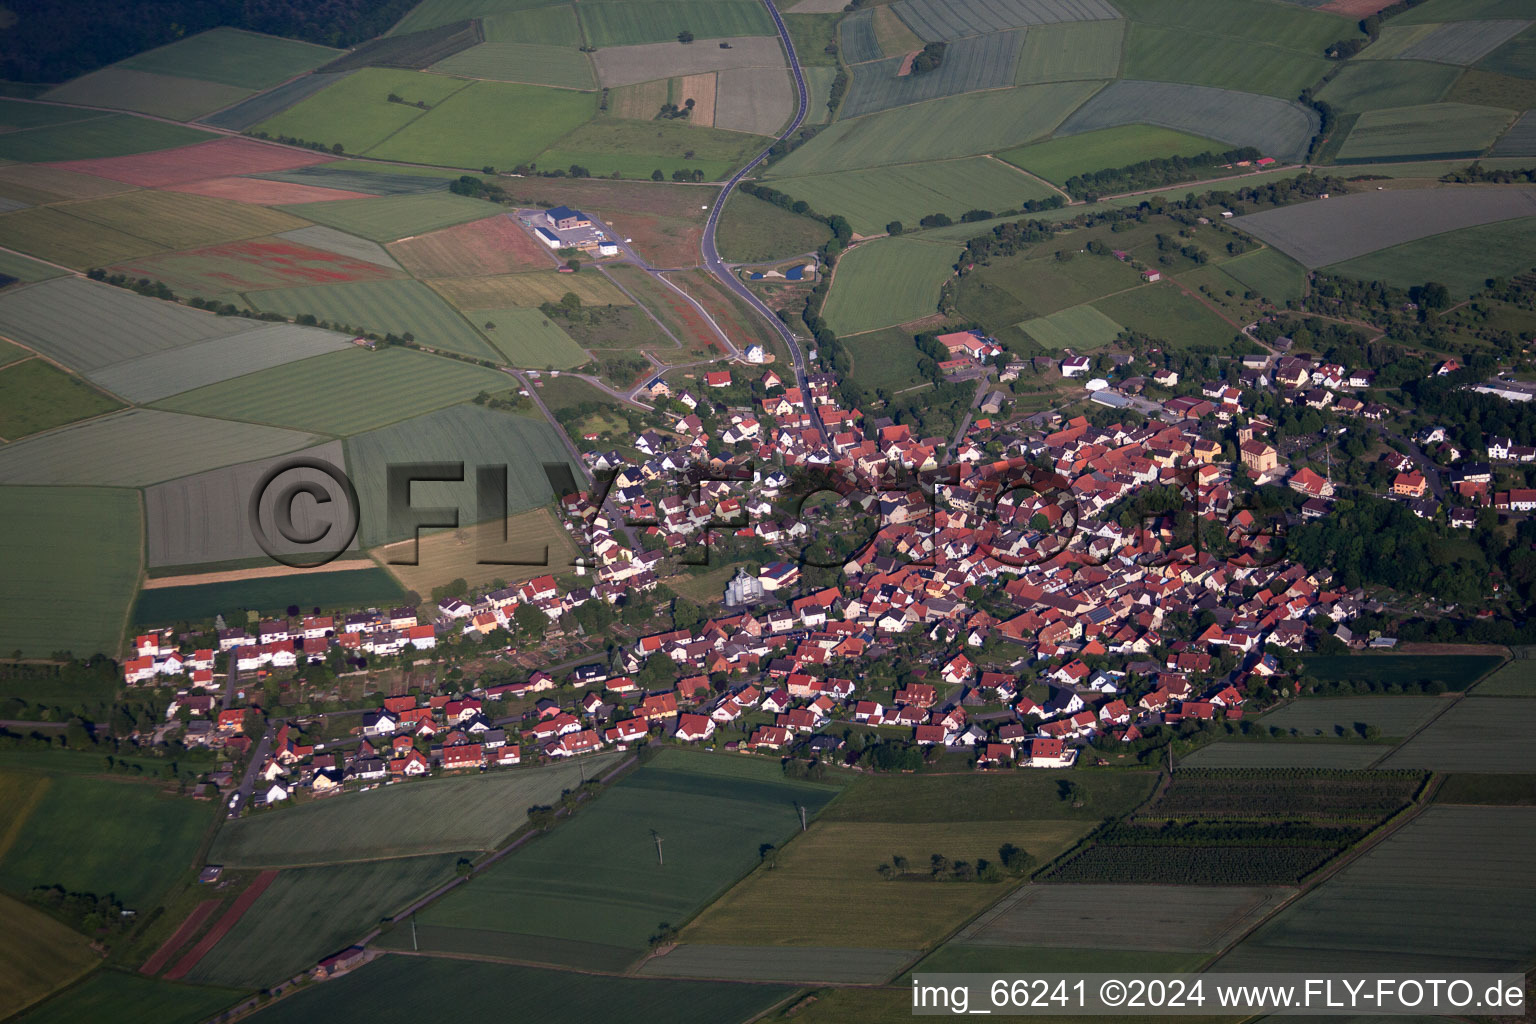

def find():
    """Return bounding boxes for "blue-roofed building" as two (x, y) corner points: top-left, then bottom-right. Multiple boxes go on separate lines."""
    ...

(545, 206), (590, 230)
(534, 226), (561, 248)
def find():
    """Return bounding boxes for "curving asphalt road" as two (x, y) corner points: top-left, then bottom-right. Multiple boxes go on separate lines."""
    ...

(700, 0), (828, 446)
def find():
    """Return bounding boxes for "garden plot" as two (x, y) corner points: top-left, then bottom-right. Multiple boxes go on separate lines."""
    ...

(242, 278), (499, 361)
(714, 67), (796, 135)
(0, 277), (248, 372)
(591, 36), (785, 88)
(41, 68), (254, 122)
(155, 348), (508, 438)
(144, 441), (350, 567)
(1216, 806), (1536, 972)
(0, 409), (320, 487)
(345, 403), (579, 547)
(1054, 80), (1318, 162)
(1337, 101), (1516, 159)
(1232, 185), (1536, 267)
(893, 0), (1118, 42)
(46, 136), (328, 186)
(840, 30), (1024, 119)
(88, 323), (351, 404)
(767, 81), (1104, 176)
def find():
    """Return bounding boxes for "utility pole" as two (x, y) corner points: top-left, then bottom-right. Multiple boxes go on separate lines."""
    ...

(1168, 742), (1174, 776)
(797, 803), (807, 832)
(652, 830), (664, 866)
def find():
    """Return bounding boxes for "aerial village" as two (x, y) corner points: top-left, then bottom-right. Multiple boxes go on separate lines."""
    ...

(124, 330), (1528, 806)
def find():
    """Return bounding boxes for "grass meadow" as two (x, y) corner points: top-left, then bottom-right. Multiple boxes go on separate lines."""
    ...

(0, 893), (98, 1020)
(1019, 304), (1123, 350)
(821, 237), (959, 335)
(0, 360), (123, 439)
(1000, 124), (1233, 185)
(14, 971), (240, 1024)
(368, 80), (596, 169)
(0, 487), (141, 657)
(469, 307), (590, 368)
(1092, 283), (1240, 351)
(243, 279), (498, 361)
(715, 190), (832, 263)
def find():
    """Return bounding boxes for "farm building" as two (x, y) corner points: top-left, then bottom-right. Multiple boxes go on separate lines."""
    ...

(545, 206), (590, 230)
(534, 227), (561, 249)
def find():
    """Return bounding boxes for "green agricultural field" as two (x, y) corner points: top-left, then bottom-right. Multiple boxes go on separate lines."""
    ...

(429, 270), (632, 309)
(578, 0), (773, 47)
(768, 81), (1106, 177)
(1217, 806), (1536, 972)
(47, 190), (308, 254)
(0, 487), (140, 657)
(89, 324), (352, 405)
(825, 771), (1159, 824)
(1298, 653), (1503, 690)
(0, 250), (67, 284)
(0, 767), (215, 904)
(801, 64), (839, 124)
(1092, 283), (1239, 351)
(41, 68), (254, 122)
(715, 190), (832, 263)
(839, 30), (1024, 120)
(0, 206), (165, 269)
(1053, 80), (1318, 163)
(1435, 774), (1536, 805)
(1000, 125), (1231, 186)
(1019, 303), (1123, 350)
(0, 893), (98, 1020)
(0, 115), (213, 163)
(212, 756), (615, 867)
(395, 751), (842, 967)
(431, 42), (596, 90)
(254, 68), (472, 153)
(684, 820), (1089, 948)
(914, 944), (1203, 976)
(483, 5), (583, 46)
(946, 883), (1291, 957)
(132, 568), (404, 627)
(821, 237), (959, 335)
(0, 360), (122, 439)
(1480, 23), (1536, 77)
(1316, 60), (1460, 111)
(0, 339), (28, 368)
(469, 307), (590, 368)
(1218, 246), (1307, 303)
(243, 279), (496, 360)
(0, 100), (109, 131)
(1259, 697), (1445, 739)
(635, 943), (913, 983)
(1475, 657), (1536, 696)
(1325, 216), (1536, 297)
(155, 348), (508, 437)
(278, 192), (503, 243)
(1381, 697), (1536, 773)
(1338, 102), (1516, 160)
(772, 158), (1056, 236)
(1115, 0), (1354, 54)
(0, 409), (318, 487)
(958, 250), (1144, 327)
(15, 971), (241, 1024)
(368, 80), (596, 169)
(1179, 742), (1387, 768)
(119, 27), (340, 88)
(533, 117), (761, 180)
(345, 402), (580, 546)
(842, 327), (929, 393)
(185, 854), (465, 987)
(1015, 19), (1125, 85)
(1449, 69), (1536, 113)
(1123, 24), (1331, 99)
(248, 955), (795, 1024)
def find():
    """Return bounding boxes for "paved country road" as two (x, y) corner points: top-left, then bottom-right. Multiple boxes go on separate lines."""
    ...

(700, 0), (828, 445)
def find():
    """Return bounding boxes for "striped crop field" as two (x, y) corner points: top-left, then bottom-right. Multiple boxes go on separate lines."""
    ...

(468, 307), (591, 368)
(577, 0), (774, 47)
(1054, 80), (1319, 162)
(1336, 101), (1516, 160)
(243, 279), (499, 360)
(87, 323), (352, 404)
(278, 192), (506, 243)
(839, 30), (1024, 119)
(892, 0), (1119, 41)
(772, 158), (1057, 235)
(1015, 19), (1125, 84)
(154, 348), (510, 437)
(767, 80), (1105, 176)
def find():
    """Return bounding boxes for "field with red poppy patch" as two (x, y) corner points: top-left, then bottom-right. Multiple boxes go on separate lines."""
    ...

(47, 137), (328, 187)
(164, 176), (376, 205)
(108, 238), (401, 295)
(387, 213), (552, 278)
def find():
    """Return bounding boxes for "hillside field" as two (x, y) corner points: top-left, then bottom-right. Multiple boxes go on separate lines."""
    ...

(821, 237), (959, 335)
